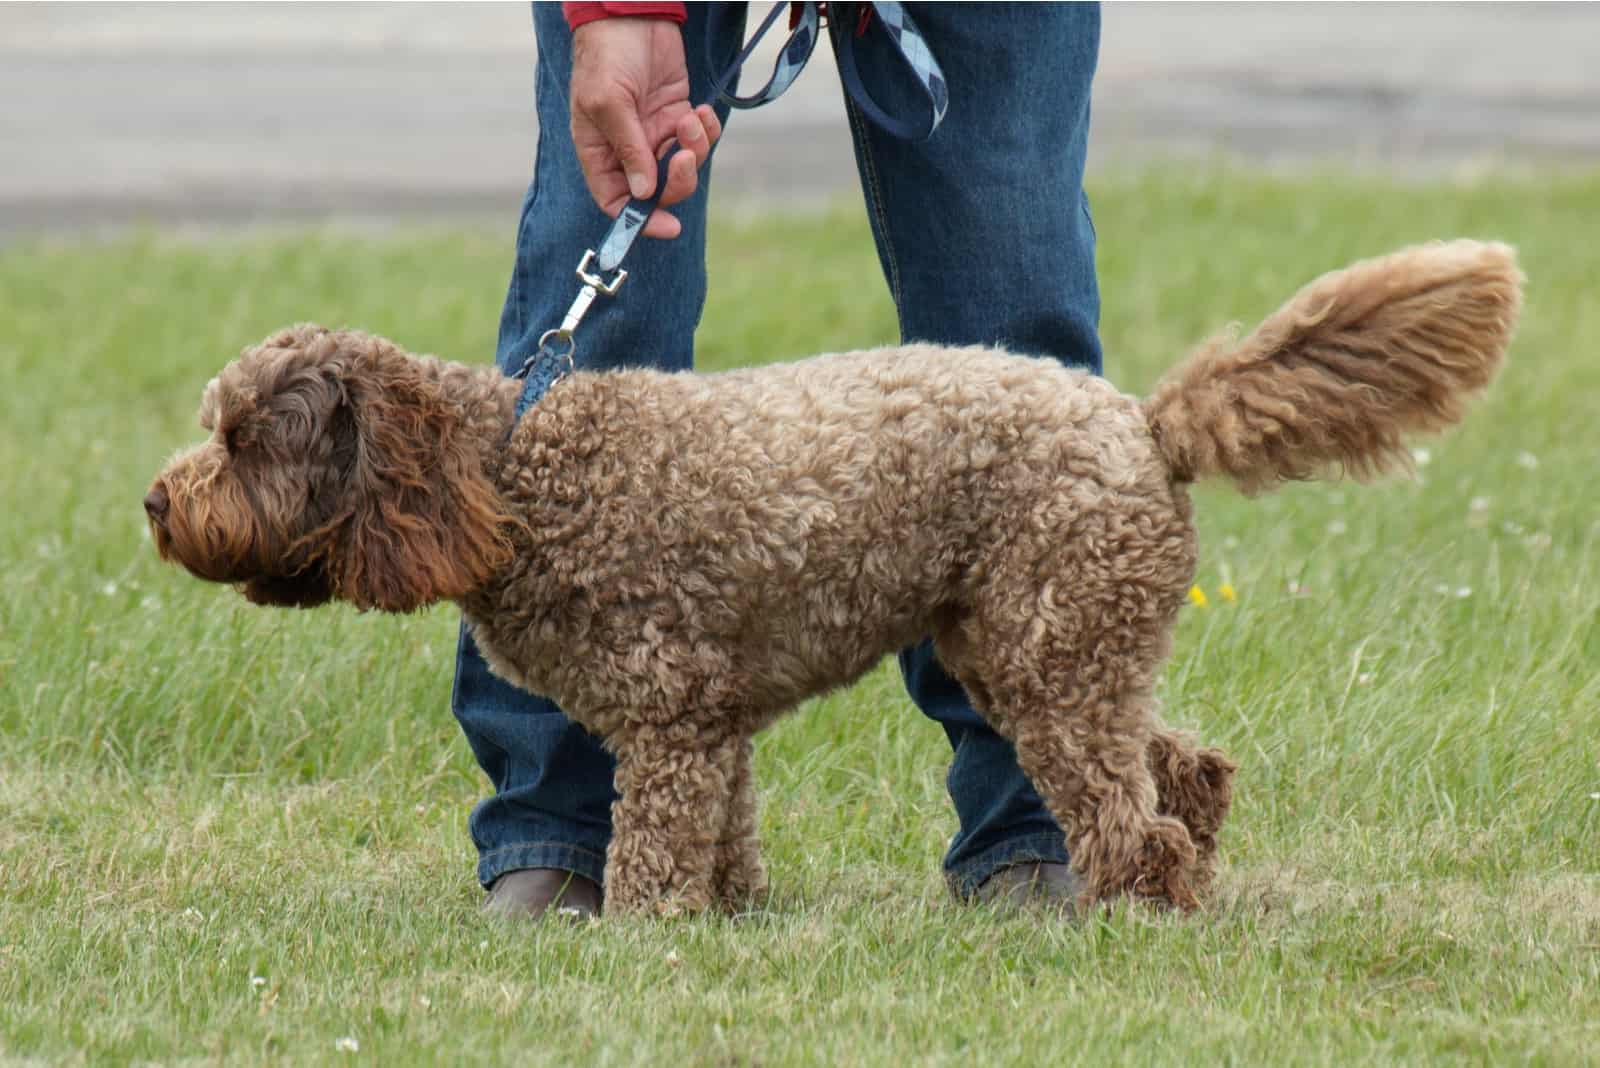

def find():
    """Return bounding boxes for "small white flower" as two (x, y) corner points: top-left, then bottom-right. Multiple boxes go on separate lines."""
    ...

(1469, 496), (1491, 513)
(1454, 586), (1472, 599)
(1588, 792), (1600, 801)
(251, 975), (267, 989)
(1515, 450), (1539, 470)
(665, 949), (681, 968)
(418, 995), (432, 1009)
(100, 581), (119, 596)
(335, 1036), (359, 1054)
(141, 596), (161, 611)
(1327, 519), (1348, 536)
(1411, 447), (1432, 467)
(182, 907), (206, 922)
(1357, 672), (1374, 686)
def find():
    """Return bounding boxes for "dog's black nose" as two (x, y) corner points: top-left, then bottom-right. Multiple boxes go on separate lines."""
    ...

(144, 484), (169, 522)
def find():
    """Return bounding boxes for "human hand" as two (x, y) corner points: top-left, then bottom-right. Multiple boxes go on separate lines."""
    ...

(570, 17), (723, 239)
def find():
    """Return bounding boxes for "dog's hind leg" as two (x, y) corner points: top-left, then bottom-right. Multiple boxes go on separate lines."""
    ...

(1146, 727), (1236, 892)
(955, 546), (1202, 910)
(604, 725), (737, 916)
(712, 736), (769, 912)
(1001, 675), (1199, 911)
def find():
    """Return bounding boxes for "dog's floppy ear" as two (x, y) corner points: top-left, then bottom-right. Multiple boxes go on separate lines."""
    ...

(329, 340), (513, 612)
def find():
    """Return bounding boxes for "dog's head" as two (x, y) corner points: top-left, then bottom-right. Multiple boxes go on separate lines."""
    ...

(145, 324), (513, 612)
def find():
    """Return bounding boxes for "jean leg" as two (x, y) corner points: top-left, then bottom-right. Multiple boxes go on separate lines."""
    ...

(830, 3), (1103, 894)
(451, 2), (745, 889)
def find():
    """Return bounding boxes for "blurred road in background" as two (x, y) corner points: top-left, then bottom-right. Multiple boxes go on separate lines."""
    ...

(4, 2), (1597, 240)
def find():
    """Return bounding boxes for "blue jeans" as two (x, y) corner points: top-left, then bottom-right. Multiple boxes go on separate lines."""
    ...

(453, 1), (1102, 898)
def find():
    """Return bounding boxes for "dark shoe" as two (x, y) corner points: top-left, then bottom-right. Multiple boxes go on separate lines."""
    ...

(973, 861), (1084, 910)
(484, 868), (603, 920)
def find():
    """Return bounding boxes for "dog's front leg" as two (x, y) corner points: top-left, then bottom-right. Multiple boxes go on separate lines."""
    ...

(604, 724), (736, 917)
(712, 736), (768, 912)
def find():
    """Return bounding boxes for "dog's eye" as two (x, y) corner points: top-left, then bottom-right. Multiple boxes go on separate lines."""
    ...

(224, 425), (249, 452)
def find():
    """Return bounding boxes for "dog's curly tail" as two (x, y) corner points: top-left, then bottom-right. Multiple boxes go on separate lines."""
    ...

(1143, 240), (1523, 494)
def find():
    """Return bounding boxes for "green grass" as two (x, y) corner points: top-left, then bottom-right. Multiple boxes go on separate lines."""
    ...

(3, 168), (1599, 1065)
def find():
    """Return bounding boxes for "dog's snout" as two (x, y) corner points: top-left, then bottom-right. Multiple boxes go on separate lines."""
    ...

(144, 483), (170, 523)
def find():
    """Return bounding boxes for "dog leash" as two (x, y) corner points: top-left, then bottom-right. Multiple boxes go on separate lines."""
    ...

(511, 1), (947, 418)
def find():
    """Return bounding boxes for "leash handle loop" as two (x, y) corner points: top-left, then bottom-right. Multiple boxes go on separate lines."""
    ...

(709, 1), (820, 111)
(833, 2), (948, 143)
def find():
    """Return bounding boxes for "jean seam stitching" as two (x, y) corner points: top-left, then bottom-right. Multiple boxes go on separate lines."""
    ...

(480, 842), (608, 863)
(843, 97), (907, 339)
(477, 843), (609, 888)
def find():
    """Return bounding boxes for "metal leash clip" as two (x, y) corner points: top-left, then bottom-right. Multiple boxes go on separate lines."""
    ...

(533, 249), (628, 374)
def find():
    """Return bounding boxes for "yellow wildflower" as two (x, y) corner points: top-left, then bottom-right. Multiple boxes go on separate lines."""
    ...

(1218, 583), (1237, 603)
(1188, 585), (1208, 608)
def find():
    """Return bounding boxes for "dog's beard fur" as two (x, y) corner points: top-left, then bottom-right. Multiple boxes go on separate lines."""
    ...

(150, 389), (345, 607)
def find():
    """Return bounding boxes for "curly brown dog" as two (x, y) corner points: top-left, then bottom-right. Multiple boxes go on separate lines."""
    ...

(145, 241), (1520, 916)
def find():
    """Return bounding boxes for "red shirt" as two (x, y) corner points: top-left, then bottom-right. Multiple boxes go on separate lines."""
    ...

(562, 2), (687, 30)
(565, 3), (847, 34)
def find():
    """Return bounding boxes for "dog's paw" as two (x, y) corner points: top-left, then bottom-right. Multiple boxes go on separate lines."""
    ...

(1129, 818), (1201, 911)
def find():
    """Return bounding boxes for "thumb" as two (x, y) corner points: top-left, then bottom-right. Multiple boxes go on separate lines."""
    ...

(585, 96), (657, 200)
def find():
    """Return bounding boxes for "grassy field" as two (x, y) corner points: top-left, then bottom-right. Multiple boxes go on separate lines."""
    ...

(2, 170), (1598, 1065)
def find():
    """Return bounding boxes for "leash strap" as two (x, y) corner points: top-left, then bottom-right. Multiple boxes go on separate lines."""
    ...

(834, 2), (948, 142)
(709, 1), (821, 115)
(514, 0), (946, 418)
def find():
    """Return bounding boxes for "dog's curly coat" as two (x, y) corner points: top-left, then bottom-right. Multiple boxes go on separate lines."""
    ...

(147, 242), (1521, 915)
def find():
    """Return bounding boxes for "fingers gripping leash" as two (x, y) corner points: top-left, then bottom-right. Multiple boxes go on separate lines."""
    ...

(513, 1), (946, 419)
